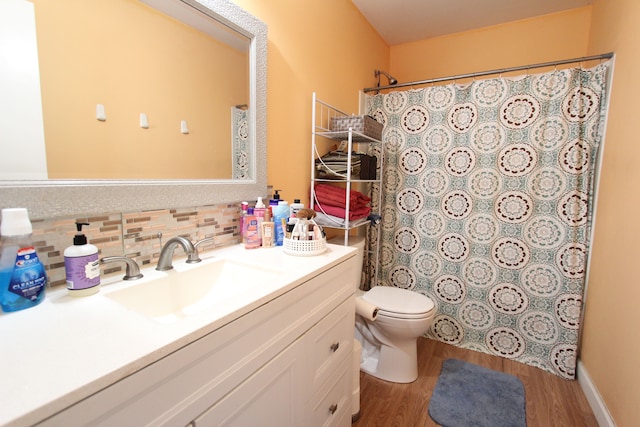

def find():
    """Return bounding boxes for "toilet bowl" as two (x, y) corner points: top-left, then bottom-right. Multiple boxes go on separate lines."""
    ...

(356, 286), (435, 383)
(330, 236), (436, 384)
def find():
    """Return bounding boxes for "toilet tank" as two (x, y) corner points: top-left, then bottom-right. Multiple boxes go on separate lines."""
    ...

(329, 236), (366, 289)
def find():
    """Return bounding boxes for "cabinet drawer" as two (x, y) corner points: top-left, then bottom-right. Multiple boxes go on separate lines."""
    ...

(306, 297), (355, 392)
(307, 356), (352, 427)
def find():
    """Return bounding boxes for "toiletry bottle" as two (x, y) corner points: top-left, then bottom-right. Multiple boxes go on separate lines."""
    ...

(244, 208), (261, 249)
(240, 201), (249, 243)
(269, 189), (282, 208)
(285, 221), (295, 240)
(290, 199), (304, 219)
(65, 222), (101, 296)
(0, 208), (47, 312)
(261, 207), (275, 248)
(254, 197), (266, 240)
(273, 200), (289, 246)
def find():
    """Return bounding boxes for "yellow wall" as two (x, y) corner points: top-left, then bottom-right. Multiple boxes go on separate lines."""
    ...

(232, 0), (389, 206)
(33, 0), (247, 179)
(580, 1), (640, 426)
(390, 7), (593, 83)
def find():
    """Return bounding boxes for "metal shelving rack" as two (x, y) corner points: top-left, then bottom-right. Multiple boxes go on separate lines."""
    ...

(310, 92), (383, 288)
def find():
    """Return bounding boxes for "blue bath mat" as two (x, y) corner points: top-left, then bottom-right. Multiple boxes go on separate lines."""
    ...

(428, 358), (526, 427)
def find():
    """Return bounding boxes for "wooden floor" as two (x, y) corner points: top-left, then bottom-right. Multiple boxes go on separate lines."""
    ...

(352, 337), (598, 427)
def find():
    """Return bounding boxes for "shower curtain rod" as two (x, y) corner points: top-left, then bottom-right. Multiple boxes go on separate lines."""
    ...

(363, 52), (614, 93)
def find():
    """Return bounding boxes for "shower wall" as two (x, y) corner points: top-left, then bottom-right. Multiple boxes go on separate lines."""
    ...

(390, 6), (592, 84)
(582, 0), (640, 425)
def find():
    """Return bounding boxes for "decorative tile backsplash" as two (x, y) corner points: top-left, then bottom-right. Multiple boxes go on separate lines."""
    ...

(31, 203), (241, 288)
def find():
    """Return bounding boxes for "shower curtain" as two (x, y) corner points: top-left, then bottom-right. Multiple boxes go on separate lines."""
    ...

(232, 106), (249, 179)
(365, 62), (611, 379)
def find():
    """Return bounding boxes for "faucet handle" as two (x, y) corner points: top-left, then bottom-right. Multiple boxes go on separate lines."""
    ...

(194, 236), (215, 249)
(192, 236), (216, 263)
(100, 256), (144, 280)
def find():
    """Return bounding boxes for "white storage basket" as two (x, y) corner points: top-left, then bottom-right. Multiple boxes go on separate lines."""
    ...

(283, 237), (327, 256)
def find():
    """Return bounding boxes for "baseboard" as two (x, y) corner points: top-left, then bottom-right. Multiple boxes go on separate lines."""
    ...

(577, 360), (616, 426)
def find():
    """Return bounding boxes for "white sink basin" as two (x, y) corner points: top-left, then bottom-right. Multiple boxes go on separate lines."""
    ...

(105, 258), (282, 324)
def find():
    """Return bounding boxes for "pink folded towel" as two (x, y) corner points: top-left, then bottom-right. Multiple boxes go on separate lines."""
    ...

(314, 202), (371, 220)
(314, 183), (370, 209)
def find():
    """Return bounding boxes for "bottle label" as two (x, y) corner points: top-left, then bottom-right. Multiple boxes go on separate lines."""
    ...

(65, 253), (100, 290)
(8, 246), (47, 301)
(244, 218), (261, 248)
(275, 221), (285, 246)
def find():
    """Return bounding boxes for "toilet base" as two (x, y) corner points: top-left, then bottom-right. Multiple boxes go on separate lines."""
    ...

(360, 336), (419, 383)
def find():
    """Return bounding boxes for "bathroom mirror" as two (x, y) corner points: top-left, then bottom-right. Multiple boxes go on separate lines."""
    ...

(0, 0), (267, 219)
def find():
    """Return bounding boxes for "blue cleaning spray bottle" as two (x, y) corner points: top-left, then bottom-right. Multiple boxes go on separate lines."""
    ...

(0, 208), (47, 312)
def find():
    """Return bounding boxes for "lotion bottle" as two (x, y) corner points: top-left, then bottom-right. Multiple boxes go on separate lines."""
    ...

(269, 189), (282, 208)
(290, 199), (304, 219)
(64, 222), (100, 296)
(261, 207), (275, 248)
(0, 208), (47, 312)
(254, 197), (266, 240)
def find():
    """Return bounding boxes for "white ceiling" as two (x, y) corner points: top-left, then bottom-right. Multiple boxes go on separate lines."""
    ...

(352, 0), (593, 45)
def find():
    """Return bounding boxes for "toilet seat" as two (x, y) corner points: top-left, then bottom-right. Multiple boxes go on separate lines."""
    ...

(362, 286), (435, 319)
(376, 309), (434, 320)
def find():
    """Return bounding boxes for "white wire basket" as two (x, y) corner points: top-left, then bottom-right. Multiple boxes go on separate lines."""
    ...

(283, 237), (327, 256)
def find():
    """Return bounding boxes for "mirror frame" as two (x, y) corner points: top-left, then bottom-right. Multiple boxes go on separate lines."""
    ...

(0, 0), (267, 219)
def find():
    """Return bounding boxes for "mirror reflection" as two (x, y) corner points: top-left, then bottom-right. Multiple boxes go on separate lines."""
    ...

(1, 0), (251, 180)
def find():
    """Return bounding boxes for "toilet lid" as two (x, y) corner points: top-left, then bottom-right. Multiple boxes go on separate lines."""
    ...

(362, 286), (434, 316)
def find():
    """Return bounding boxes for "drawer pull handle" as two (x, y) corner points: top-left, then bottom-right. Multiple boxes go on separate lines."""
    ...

(329, 403), (338, 415)
(330, 342), (340, 352)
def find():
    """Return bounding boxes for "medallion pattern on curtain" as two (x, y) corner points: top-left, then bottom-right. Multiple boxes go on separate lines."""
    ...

(232, 107), (249, 179)
(366, 63), (610, 379)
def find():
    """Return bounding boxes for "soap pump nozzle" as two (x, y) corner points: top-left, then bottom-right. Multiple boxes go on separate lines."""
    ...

(73, 222), (89, 245)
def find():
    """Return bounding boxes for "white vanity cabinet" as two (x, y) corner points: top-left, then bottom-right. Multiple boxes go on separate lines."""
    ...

(194, 296), (355, 427)
(36, 254), (357, 427)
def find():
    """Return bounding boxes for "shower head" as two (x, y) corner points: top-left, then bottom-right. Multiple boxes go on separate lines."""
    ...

(375, 70), (398, 86)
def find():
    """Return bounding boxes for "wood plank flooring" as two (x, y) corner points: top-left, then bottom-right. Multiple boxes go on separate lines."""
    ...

(352, 337), (598, 427)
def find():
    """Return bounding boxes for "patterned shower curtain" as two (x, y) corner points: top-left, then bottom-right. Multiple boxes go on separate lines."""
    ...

(232, 106), (250, 179)
(365, 62), (611, 379)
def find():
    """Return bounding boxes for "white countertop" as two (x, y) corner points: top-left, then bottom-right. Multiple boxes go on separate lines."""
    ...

(0, 243), (356, 427)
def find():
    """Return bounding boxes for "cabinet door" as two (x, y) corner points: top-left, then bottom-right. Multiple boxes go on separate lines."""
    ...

(193, 337), (305, 427)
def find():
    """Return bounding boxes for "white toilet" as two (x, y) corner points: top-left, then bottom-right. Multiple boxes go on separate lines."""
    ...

(331, 236), (436, 384)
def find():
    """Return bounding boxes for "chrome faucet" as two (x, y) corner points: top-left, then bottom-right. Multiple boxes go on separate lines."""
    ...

(156, 236), (200, 271)
(100, 256), (144, 280)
